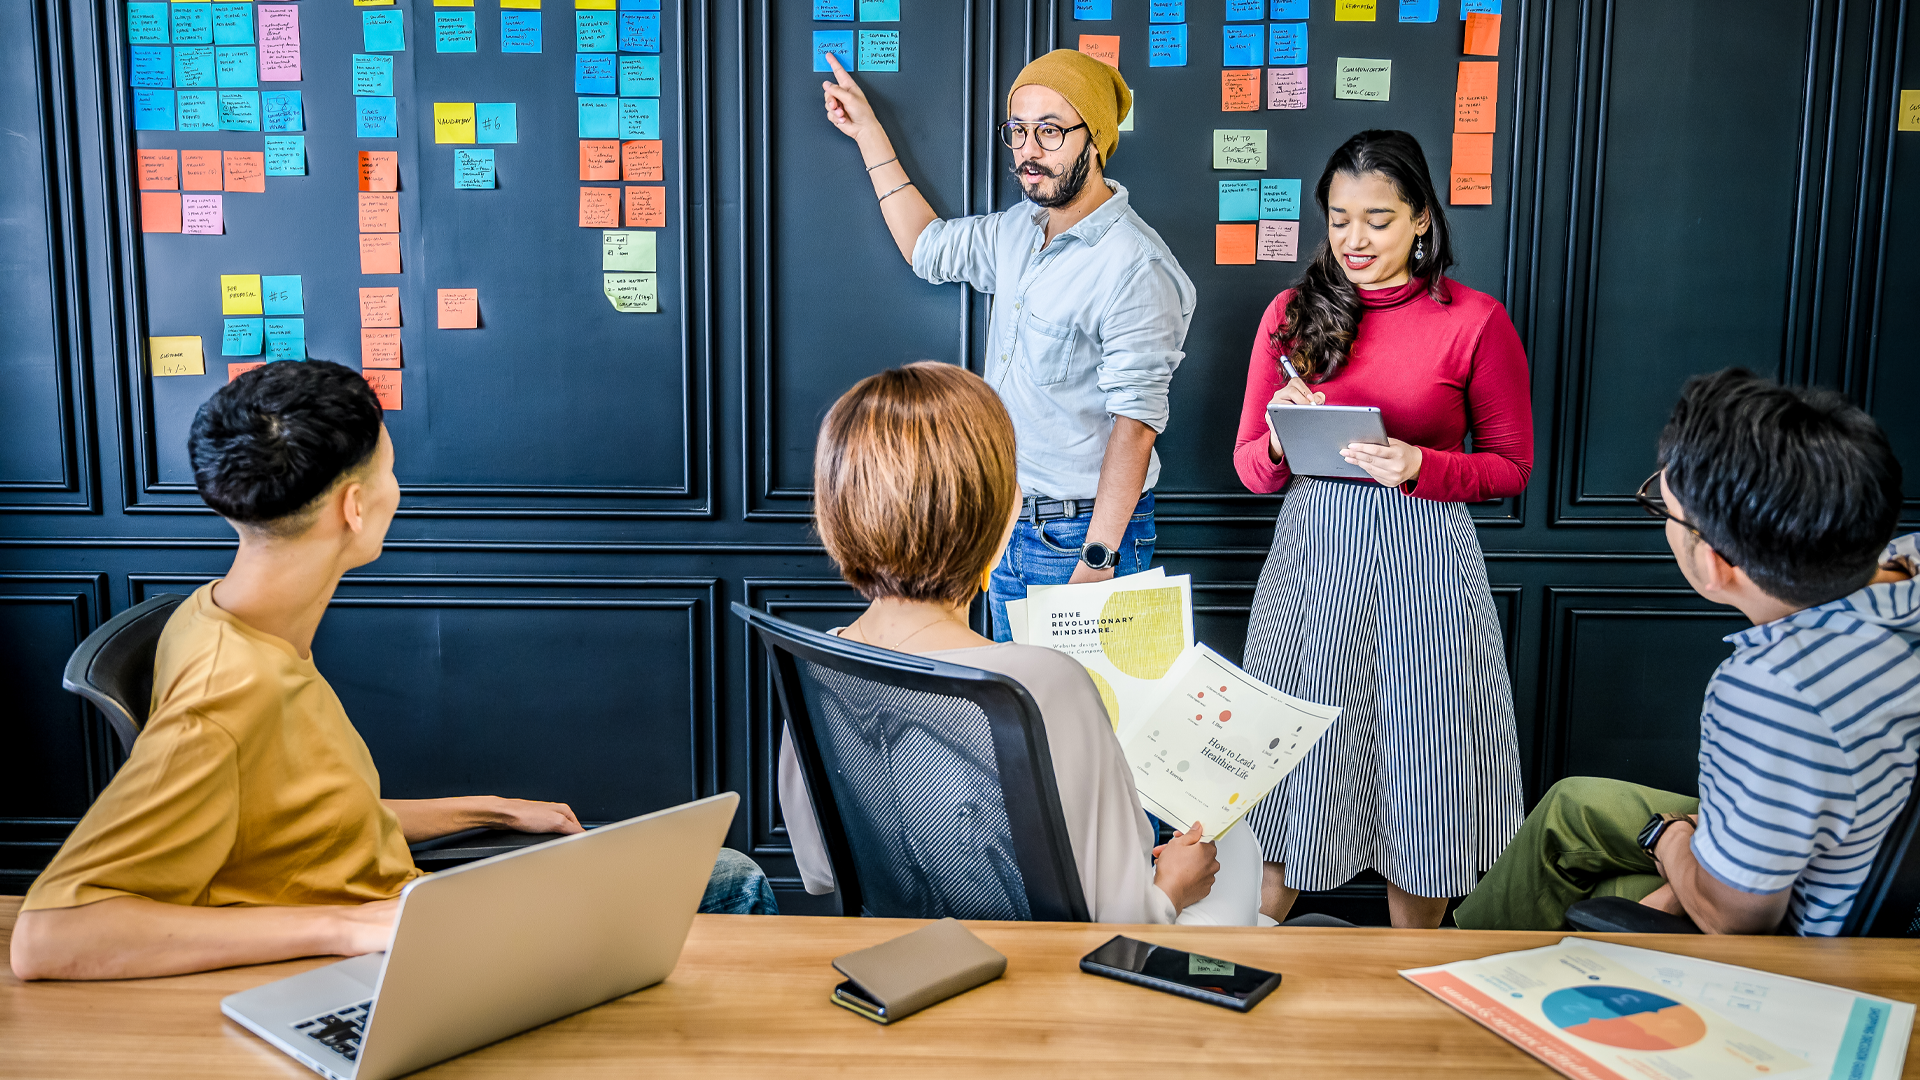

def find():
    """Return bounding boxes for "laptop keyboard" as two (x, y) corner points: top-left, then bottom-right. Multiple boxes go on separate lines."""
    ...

(292, 999), (373, 1062)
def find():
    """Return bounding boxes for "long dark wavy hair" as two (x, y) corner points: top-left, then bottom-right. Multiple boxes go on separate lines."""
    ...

(1273, 130), (1454, 381)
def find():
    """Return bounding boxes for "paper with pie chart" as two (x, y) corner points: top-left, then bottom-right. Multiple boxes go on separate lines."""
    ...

(1008, 570), (1195, 740)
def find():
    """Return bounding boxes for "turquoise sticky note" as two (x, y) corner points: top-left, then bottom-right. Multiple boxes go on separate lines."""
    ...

(264, 135), (305, 175)
(1271, 0), (1308, 16)
(131, 46), (172, 88)
(132, 88), (175, 130)
(171, 2), (212, 44)
(1223, 24), (1263, 66)
(363, 10), (405, 51)
(263, 319), (304, 361)
(1072, 0), (1112, 18)
(620, 0), (661, 8)
(578, 97), (618, 138)
(262, 276), (302, 315)
(1462, 0), (1500, 14)
(813, 30), (854, 72)
(215, 46), (257, 87)
(222, 319), (264, 357)
(353, 54), (393, 97)
(857, 30), (898, 72)
(454, 148), (496, 190)
(437, 12), (477, 52)
(1260, 178), (1300, 219)
(501, 11), (542, 52)
(813, 0), (854, 17)
(1148, 24), (1186, 66)
(1399, 0), (1438, 19)
(618, 97), (658, 139)
(859, 0), (900, 19)
(619, 55), (660, 97)
(576, 11), (614, 51)
(174, 45), (215, 88)
(1219, 180), (1260, 222)
(1149, 0), (1184, 22)
(576, 54), (615, 94)
(128, 3), (170, 44)
(263, 90), (303, 131)
(212, 3), (252, 43)
(1269, 22), (1306, 65)
(619, 10), (659, 52)
(1225, 0), (1263, 19)
(476, 102), (517, 143)
(357, 96), (398, 138)
(176, 90), (218, 131)
(217, 90), (259, 131)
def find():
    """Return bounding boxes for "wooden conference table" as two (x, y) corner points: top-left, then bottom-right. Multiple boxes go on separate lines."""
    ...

(3, 896), (1917, 1078)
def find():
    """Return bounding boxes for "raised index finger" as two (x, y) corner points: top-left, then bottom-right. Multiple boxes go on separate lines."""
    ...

(825, 51), (854, 86)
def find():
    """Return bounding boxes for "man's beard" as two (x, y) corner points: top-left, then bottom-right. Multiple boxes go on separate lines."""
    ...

(1013, 144), (1094, 209)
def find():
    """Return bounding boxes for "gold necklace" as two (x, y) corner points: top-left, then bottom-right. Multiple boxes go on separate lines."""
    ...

(848, 611), (964, 652)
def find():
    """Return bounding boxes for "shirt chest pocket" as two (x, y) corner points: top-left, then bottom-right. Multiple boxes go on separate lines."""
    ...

(1016, 311), (1077, 388)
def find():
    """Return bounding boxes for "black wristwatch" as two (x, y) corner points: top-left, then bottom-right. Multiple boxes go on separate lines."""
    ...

(1637, 812), (1696, 857)
(1080, 540), (1119, 571)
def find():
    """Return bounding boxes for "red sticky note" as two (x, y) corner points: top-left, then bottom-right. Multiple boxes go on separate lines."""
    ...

(359, 191), (400, 232)
(437, 288), (478, 329)
(224, 151), (265, 193)
(580, 140), (620, 181)
(580, 186), (620, 228)
(622, 140), (662, 182)
(1452, 132), (1494, 174)
(1078, 35), (1120, 69)
(1455, 61), (1498, 133)
(1215, 223), (1257, 265)
(1464, 12), (1500, 56)
(1450, 172), (1493, 205)
(363, 369), (402, 411)
(359, 151), (398, 192)
(227, 361), (266, 382)
(140, 192), (182, 233)
(1221, 69), (1259, 112)
(359, 233), (400, 274)
(359, 287), (401, 328)
(138, 149), (178, 190)
(361, 328), (401, 368)
(625, 186), (665, 228)
(181, 150), (222, 191)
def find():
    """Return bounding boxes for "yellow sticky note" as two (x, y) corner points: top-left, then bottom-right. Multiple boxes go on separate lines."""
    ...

(1901, 90), (1920, 132)
(1334, 0), (1376, 19)
(220, 274), (263, 314)
(575, 0), (615, 7)
(150, 336), (205, 377)
(352, 0), (395, 6)
(434, 103), (477, 145)
(433, 0), (474, 5)
(501, 0), (541, 7)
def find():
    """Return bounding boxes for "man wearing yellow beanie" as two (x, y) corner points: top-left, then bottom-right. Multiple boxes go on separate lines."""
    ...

(821, 49), (1195, 642)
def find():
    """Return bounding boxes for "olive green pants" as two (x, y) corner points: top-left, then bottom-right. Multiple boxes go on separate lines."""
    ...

(1454, 776), (1699, 931)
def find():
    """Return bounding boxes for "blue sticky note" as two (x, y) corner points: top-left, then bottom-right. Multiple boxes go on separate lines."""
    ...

(1222, 24), (1263, 66)
(212, 3), (252, 44)
(476, 102), (517, 143)
(351, 54), (392, 96)
(363, 10), (406, 51)
(261, 276), (303, 315)
(263, 319), (304, 361)
(217, 90), (259, 131)
(501, 11), (542, 53)
(576, 11), (614, 51)
(578, 97), (618, 138)
(576, 54), (616, 94)
(812, 30), (854, 72)
(1219, 181), (1260, 222)
(263, 90), (303, 131)
(1225, 0), (1264, 20)
(619, 55), (660, 96)
(438, 12), (477, 52)
(170, 3), (212, 44)
(1271, 0), (1308, 16)
(174, 45), (215, 88)
(1269, 22), (1307, 65)
(1462, 0), (1500, 14)
(264, 135), (305, 175)
(222, 319), (264, 357)
(620, 0), (661, 8)
(357, 96), (398, 138)
(128, 3), (169, 44)
(1399, 0), (1438, 19)
(1147, 24), (1186, 67)
(131, 46), (172, 88)
(619, 11), (659, 52)
(215, 46), (257, 87)
(618, 97), (659, 139)
(859, 0), (900, 20)
(1260, 178), (1301, 219)
(176, 90), (218, 131)
(857, 30), (898, 71)
(132, 88), (175, 130)
(1072, 0), (1112, 18)
(1149, 0), (1184, 22)
(454, 148), (496, 190)
(812, 0), (854, 18)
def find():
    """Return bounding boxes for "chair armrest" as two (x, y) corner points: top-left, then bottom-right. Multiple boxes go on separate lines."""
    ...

(1565, 896), (1701, 934)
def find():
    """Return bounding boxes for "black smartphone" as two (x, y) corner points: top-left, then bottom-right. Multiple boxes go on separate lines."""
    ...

(1079, 935), (1282, 1012)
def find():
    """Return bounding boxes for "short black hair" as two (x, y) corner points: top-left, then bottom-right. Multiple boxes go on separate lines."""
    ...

(189, 360), (384, 534)
(1659, 368), (1901, 608)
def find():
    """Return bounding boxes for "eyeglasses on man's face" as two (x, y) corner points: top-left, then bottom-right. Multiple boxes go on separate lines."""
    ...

(997, 120), (1088, 152)
(1635, 471), (1714, 545)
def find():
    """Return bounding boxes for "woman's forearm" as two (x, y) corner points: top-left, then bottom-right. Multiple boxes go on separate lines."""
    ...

(10, 895), (386, 981)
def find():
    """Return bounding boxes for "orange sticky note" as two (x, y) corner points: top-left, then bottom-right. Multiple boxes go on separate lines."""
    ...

(140, 192), (182, 233)
(1450, 172), (1492, 205)
(359, 287), (401, 328)
(361, 328), (402, 368)
(359, 191), (400, 232)
(1455, 61), (1498, 133)
(363, 369), (402, 411)
(1216, 223), (1257, 265)
(138, 149), (178, 190)
(1221, 69), (1260, 112)
(1452, 132), (1494, 174)
(359, 151), (398, 192)
(182, 150), (222, 191)
(622, 140), (662, 182)
(227, 361), (266, 382)
(580, 186), (620, 227)
(1078, 35), (1119, 70)
(224, 151), (265, 193)
(625, 186), (665, 228)
(437, 288), (479, 329)
(1464, 12), (1500, 56)
(580, 140), (620, 181)
(359, 233), (401, 274)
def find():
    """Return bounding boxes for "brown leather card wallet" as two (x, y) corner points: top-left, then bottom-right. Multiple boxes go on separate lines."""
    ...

(829, 918), (1008, 1024)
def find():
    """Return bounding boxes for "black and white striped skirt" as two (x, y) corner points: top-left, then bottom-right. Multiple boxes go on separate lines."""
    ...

(1240, 477), (1523, 897)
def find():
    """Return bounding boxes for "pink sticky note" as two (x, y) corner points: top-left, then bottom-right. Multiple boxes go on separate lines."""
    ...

(1256, 220), (1299, 262)
(258, 5), (302, 82)
(181, 193), (223, 235)
(1268, 67), (1307, 110)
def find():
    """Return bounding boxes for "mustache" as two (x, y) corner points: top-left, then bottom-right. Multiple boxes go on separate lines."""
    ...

(1011, 160), (1063, 180)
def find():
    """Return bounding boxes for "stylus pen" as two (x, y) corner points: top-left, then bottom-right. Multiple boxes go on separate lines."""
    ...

(1279, 355), (1314, 403)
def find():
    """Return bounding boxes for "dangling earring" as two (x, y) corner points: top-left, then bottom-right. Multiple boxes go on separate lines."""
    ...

(1414, 235), (1425, 261)
(978, 562), (996, 596)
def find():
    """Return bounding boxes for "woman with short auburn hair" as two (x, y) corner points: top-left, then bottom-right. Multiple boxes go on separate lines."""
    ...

(781, 362), (1262, 924)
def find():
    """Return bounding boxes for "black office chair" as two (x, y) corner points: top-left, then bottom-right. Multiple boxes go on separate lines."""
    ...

(60, 593), (558, 871)
(1565, 789), (1920, 937)
(734, 602), (1090, 921)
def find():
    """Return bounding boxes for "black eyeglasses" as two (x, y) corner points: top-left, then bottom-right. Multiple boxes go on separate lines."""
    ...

(1635, 471), (1729, 562)
(997, 120), (1087, 152)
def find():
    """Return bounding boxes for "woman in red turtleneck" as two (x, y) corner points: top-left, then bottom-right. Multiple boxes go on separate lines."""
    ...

(1233, 130), (1532, 929)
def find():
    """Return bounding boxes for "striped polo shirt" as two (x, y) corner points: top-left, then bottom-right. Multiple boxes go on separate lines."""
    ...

(1693, 533), (1920, 935)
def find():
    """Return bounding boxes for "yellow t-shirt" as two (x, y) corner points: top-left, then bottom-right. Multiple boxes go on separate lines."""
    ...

(23, 583), (421, 912)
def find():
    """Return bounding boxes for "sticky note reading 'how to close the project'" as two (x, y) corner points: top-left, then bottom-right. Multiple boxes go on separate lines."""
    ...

(221, 274), (263, 314)
(437, 289), (479, 328)
(151, 336), (205, 377)
(1335, 58), (1391, 100)
(1213, 130), (1267, 170)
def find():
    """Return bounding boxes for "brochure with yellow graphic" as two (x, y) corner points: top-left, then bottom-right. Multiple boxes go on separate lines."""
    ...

(1005, 570), (1191, 738)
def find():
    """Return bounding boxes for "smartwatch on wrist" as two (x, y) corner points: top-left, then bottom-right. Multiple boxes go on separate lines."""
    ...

(1636, 812), (1696, 857)
(1080, 541), (1118, 572)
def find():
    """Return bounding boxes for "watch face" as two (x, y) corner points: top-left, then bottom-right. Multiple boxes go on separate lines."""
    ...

(1082, 542), (1115, 569)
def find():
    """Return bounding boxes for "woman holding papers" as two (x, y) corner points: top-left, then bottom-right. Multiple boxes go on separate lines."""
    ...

(1230, 130), (1533, 928)
(779, 362), (1264, 925)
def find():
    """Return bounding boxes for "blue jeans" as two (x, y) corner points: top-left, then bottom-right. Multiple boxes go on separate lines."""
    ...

(699, 848), (778, 915)
(987, 490), (1157, 643)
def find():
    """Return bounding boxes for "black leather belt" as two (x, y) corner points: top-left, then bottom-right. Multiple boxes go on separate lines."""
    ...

(1020, 495), (1092, 523)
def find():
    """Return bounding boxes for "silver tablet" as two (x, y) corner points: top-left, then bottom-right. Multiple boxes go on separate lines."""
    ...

(1266, 404), (1389, 480)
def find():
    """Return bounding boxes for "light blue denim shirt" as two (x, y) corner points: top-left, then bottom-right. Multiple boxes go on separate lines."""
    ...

(911, 180), (1195, 501)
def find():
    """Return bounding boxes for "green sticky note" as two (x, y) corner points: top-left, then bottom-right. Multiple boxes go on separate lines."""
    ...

(1188, 954), (1235, 976)
(603, 272), (658, 312)
(602, 230), (656, 271)
(1334, 57), (1391, 101)
(1212, 129), (1267, 170)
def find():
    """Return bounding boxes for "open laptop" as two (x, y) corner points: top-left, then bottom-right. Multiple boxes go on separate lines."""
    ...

(222, 792), (739, 1080)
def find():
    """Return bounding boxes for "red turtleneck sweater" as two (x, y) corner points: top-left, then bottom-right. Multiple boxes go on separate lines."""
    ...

(1232, 277), (1534, 503)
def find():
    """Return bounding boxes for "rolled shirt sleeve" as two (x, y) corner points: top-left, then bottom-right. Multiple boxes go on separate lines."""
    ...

(1096, 259), (1191, 435)
(910, 212), (1008, 294)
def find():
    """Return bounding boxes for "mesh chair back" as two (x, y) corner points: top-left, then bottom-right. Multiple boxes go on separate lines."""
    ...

(1842, 777), (1920, 937)
(61, 594), (188, 755)
(734, 603), (1088, 922)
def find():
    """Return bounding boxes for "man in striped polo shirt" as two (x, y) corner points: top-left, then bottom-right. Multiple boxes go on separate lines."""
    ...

(1457, 369), (1917, 935)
